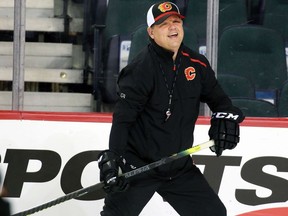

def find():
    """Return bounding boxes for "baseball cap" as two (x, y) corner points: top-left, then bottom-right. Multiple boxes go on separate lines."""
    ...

(147, 2), (185, 27)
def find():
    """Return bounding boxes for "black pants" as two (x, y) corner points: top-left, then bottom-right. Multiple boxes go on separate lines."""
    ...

(100, 165), (226, 216)
(0, 198), (11, 216)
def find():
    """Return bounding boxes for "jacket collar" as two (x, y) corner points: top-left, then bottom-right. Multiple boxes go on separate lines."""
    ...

(149, 38), (183, 62)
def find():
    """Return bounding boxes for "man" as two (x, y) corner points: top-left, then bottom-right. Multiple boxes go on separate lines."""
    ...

(98, 2), (244, 215)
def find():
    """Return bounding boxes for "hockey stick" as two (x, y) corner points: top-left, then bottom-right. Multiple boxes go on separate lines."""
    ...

(12, 140), (214, 216)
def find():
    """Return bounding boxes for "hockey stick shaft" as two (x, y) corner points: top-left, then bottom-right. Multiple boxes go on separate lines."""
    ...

(122, 139), (214, 178)
(12, 182), (105, 216)
(12, 140), (214, 216)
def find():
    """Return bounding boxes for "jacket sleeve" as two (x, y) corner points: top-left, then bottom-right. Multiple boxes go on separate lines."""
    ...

(108, 64), (153, 155)
(199, 56), (245, 122)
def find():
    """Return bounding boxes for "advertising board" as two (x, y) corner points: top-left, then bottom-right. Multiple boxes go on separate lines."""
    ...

(0, 111), (287, 215)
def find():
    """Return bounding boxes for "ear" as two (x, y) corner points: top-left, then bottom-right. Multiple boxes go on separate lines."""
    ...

(147, 27), (154, 39)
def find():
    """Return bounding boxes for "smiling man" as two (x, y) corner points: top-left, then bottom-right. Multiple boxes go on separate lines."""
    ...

(147, 2), (184, 60)
(98, 2), (244, 216)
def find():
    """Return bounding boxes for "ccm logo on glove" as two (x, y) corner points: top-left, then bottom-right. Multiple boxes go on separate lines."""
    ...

(211, 112), (240, 121)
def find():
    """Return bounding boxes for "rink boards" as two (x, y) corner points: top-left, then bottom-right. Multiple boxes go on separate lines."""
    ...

(0, 111), (287, 216)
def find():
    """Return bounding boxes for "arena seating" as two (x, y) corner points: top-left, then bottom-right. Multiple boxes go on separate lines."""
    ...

(217, 25), (287, 105)
(231, 98), (278, 117)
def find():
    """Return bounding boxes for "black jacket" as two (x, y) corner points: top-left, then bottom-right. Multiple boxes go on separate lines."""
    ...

(109, 40), (243, 178)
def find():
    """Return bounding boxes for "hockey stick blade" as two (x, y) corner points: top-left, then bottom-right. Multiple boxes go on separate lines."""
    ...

(12, 140), (214, 216)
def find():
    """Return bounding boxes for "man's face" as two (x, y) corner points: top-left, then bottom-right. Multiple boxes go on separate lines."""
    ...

(147, 15), (184, 54)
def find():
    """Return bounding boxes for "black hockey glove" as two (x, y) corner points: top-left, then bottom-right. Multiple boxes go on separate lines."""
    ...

(209, 112), (243, 157)
(98, 150), (129, 193)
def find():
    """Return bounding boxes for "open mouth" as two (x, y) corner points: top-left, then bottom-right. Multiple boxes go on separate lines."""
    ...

(169, 32), (178, 38)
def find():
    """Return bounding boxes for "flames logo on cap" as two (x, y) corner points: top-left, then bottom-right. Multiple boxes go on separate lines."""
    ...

(158, 2), (173, 13)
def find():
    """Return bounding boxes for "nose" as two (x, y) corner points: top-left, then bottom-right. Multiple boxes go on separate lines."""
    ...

(169, 22), (177, 30)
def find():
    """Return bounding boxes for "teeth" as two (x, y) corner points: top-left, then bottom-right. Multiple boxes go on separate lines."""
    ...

(170, 33), (178, 37)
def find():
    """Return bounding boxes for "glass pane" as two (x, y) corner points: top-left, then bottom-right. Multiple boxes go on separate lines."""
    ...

(217, 0), (288, 117)
(4, 0), (287, 116)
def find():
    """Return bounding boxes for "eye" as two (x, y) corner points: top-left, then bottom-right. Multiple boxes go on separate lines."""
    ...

(159, 21), (168, 27)
(173, 19), (182, 24)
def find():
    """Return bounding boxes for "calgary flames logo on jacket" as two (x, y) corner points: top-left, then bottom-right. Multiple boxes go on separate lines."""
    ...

(184, 66), (196, 81)
(158, 2), (173, 12)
